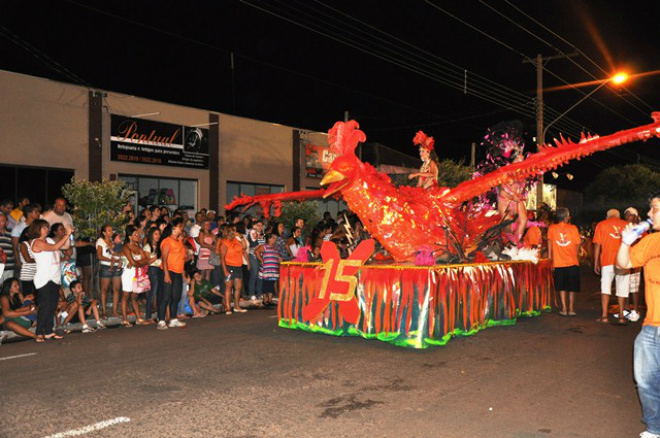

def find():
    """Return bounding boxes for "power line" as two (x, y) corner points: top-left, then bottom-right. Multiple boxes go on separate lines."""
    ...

(61, 0), (457, 121)
(65, 0), (583, 138)
(306, 0), (589, 137)
(309, 0), (539, 108)
(502, 0), (654, 113)
(0, 23), (115, 114)
(0, 24), (92, 89)
(241, 1), (538, 119)
(423, 0), (638, 128)
(481, 0), (651, 118)
(243, 0), (586, 138)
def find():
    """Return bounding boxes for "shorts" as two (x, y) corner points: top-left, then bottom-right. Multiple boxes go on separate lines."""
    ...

(225, 265), (243, 281)
(262, 279), (277, 294)
(4, 316), (32, 330)
(99, 264), (123, 279)
(121, 267), (136, 293)
(553, 266), (581, 292)
(630, 270), (642, 294)
(600, 265), (630, 298)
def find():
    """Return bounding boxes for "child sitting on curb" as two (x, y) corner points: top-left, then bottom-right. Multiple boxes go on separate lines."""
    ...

(186, 269), (224, 318)
(69, 280), (105, 333)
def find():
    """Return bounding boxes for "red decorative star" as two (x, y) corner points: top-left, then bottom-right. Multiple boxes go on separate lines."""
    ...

(302, 239), (375, 324)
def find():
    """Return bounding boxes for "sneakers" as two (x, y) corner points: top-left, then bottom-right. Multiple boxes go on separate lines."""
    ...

(0, 332), (8, 345)
(157, 321), (168, 330)
(233, 308), (247, 313)
(640, 431), (660, 438)
(250, 295), (257, 301)
(629, 310), (641, 322)
(168, 319), (187, 328)
(97, 320), (107, 330)
(82, 325), (96, 334)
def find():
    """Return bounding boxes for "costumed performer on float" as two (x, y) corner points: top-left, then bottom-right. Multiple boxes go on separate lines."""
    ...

(475, 121), (530, 244)
(408, 131), (439, 189)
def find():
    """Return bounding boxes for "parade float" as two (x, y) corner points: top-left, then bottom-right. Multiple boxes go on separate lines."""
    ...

(227, 114), (660, 348)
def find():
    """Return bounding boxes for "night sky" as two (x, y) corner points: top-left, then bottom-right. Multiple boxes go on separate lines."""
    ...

(2, 0), (660, 190)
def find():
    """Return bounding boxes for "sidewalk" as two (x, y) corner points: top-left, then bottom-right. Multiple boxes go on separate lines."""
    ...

(0, 297), (275, 344)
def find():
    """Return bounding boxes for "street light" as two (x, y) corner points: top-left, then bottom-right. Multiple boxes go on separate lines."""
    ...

(542, 72), (628, 140)
(551, 171), (574, 181)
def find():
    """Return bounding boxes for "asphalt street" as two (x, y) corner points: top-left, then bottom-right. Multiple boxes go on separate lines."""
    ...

(0, 268), (644, 438)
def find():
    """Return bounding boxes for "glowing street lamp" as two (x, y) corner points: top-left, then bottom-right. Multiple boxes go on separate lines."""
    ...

(543, 72), (629, 140)
(612, 73), (628, 84)
(551, 171), (574, 181)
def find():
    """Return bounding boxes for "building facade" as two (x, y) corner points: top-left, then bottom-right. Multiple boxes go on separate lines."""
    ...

(0, 69), (332, 215)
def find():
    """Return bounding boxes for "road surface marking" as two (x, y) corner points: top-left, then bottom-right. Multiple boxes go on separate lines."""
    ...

(43, 417), (131, 438)
(0, 352), (37, 361)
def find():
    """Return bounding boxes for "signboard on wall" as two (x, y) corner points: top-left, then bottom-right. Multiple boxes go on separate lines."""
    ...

(305, 143), (336, 178)
(110, 115), (209, 169)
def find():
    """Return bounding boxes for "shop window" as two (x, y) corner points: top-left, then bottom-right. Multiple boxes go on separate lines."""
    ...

(0, 165), (74, 208)
(119, 175), (197, 212)
(306, 186), (347, 219)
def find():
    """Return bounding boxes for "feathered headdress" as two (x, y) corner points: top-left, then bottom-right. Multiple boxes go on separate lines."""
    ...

(413, 130), (435, 152)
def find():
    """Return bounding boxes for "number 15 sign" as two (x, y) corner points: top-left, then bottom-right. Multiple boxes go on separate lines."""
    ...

(302, 239), (375, 324)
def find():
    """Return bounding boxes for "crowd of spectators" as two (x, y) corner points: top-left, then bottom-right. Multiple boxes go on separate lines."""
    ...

(0, 195), (368, 343)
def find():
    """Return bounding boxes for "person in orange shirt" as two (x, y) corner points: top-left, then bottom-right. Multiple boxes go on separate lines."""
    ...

(594, 209), (630, 324)
(523, 212), (543, 251)
(617, 192), (660, 438)
(623, 207), (643, 322)
(219, 224), (250, 315)
(158, 218), (189, 330)
(547, 208), (581, 316)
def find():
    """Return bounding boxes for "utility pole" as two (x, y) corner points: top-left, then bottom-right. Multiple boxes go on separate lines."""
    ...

(523, 52), (578, 210)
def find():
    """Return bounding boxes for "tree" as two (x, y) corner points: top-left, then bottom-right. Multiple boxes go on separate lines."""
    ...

(437, 159), (472, 188)
(277, 200), (322, 237)
(583, 164), (660, 223)
(61, 178), (132, 239)
(391, 159), (472, 188)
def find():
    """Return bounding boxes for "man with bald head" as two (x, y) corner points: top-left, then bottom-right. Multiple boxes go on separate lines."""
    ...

(594, 208), (630, 324)
(42, 198), (74, 228)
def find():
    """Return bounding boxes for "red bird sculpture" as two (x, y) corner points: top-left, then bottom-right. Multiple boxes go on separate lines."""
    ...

(227, 114), (660, 262)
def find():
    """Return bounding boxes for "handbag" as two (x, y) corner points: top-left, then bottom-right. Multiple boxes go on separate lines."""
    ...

(132, 266), (151, 293)
(209, 250), (222, 267)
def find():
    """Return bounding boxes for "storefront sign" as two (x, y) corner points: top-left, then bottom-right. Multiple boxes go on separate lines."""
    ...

(305, 143), (336, 178)
(111, 115), (209, 169)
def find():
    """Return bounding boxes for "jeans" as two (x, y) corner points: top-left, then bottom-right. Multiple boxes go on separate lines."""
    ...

(147, 267), (163, 320)
(159, 271), (182, 322)
(209, 266), (227, 296)
(36, 281), (59, 336)
(177, 279), (189, 315)
(634, 325), (660, 434)
(248, 254), (262, 298)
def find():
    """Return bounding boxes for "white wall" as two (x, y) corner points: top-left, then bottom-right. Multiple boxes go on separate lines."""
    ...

(0, 71), (88, 179)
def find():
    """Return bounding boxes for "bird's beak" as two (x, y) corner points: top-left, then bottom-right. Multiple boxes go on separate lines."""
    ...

(321, 169), (347, 186)
(321, 169), (348, 198)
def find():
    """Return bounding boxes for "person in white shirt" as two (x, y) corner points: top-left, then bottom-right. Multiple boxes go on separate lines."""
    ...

(41, 198), (74, 228)
(11, 204), (41, 272)
(29, 219), (73, 342)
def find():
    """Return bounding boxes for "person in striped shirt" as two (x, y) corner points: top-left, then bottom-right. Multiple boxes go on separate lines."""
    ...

(0, 212), (15, 285)
(255, 233), (280, 307)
